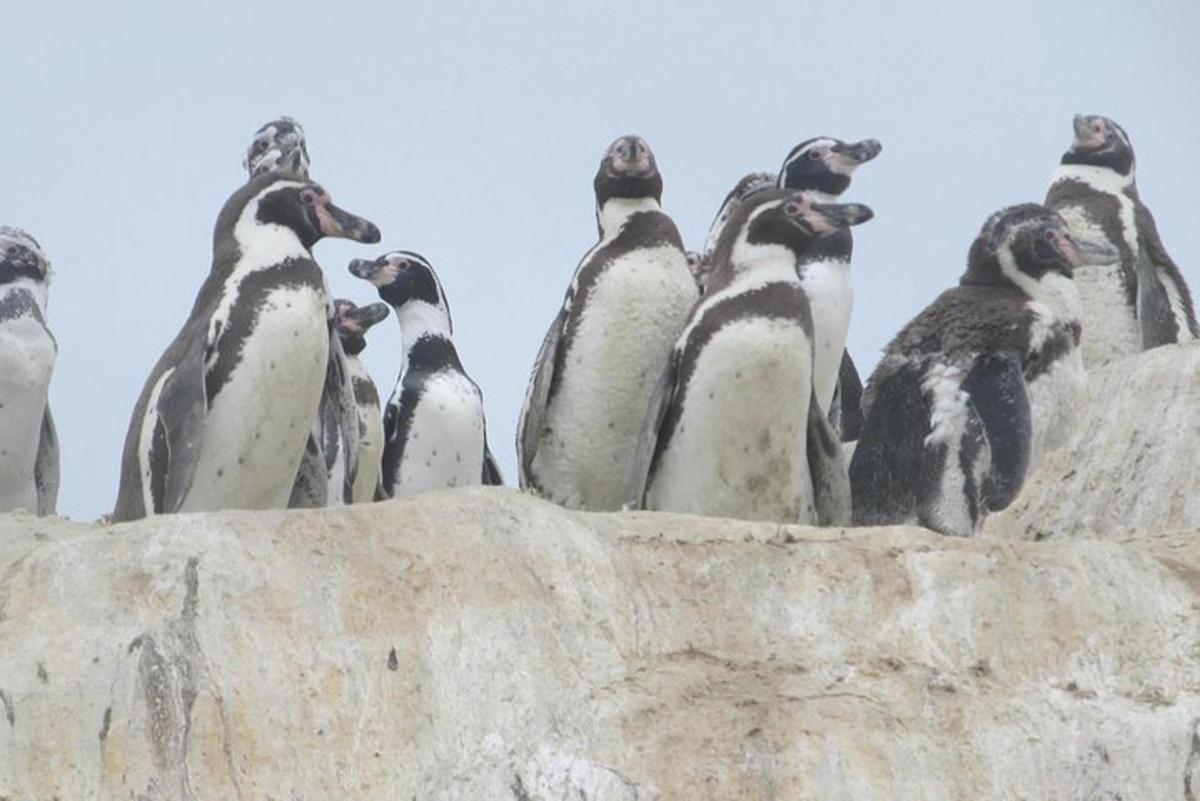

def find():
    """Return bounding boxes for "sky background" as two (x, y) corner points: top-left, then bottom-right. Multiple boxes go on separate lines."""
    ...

(3, 0), (1197, 521)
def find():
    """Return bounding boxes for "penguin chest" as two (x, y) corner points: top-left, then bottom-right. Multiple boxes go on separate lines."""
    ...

(536, 246), (695, 509)
(349, 362), (384, 504)
(648, 317), (816, 524)
(185, 284), (330, 512)
(0, 316), (55, 511)
(1025, 317), (1086, 465)
(799, 258), (853, 413)
(392, 371), (486, 496)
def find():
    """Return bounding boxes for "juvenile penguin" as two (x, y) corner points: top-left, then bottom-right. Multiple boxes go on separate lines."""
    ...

(332, 298), (390, 503)
(349, 251), (503, 497)
(777, 137), (881, 440)
(0, 227), (58, 515)
(633, 190), (873, 524)
(850, 204), (1084, 536)
(244, 116), (311, 179)
(1046, 113), (1198, 365)
(112, 174), (380, 521)
(517, 135), (697, 510)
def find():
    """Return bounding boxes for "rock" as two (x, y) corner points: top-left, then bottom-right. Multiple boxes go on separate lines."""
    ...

(2, 489), (1199, 799)
(987, 342), (1200, 540)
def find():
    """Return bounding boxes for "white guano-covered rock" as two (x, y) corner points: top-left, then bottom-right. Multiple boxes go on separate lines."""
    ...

(2, 489), (1199, 799)
(987, 341), (1200, 540)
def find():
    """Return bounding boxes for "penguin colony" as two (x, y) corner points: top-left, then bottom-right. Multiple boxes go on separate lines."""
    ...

(0, 114), (1194, 538)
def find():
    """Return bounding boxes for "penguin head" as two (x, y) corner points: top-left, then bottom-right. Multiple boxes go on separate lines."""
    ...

(771, 191), (875, 242)
(594, 135), (664, 205)
(244, 116), (311, 180)
(245, 176), (382, 250)
(0, 226), (52, 289)
(963, 204), (1081, 291)
(348, 250), (452, 325)
(1060, 114), (1134, 176)
(333, 298), (390, 355)
(779, 137), (882, 197)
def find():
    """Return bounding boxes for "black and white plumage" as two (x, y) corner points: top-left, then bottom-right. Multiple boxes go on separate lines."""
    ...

(696, 171), (777, 291)
(349, 251), (502, 497)
(112, 174), (381, 521)
(632, 190), (873, 524)
(332, 299), (390, 503)
(0, 227), (58, 515)
(850, 204), (1085, 536)
(1046, 113), (1198, 366)
(244, 116), (311, 180)
(517, 135), (697, 510)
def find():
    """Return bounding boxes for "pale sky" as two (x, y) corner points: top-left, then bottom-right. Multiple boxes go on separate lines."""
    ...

(4, 0), (1197, 520)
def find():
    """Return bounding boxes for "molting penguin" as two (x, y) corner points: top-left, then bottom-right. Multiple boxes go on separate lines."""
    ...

(778, 136), (882, 442)
(1046, 113), (1198, 366)
(632, 190), (873, 524)
(850, 204), (1085, 536)
(332, 298), (390, 503)
(697, 172), (777, 290)
(517, 135), (697, 510)
(349, 251), (503, 497)
(0, 227), (58, 515)
(245, 116), (311, 179)
(112, 174), (381, 521)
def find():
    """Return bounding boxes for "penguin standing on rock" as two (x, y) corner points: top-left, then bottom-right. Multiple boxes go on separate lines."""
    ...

(0, 227), (58, 515)
(1046, 113), (1198, 366)
(112, 174), (381, 521)
(850, 204), (1085, 536)
(518, 135), (697, 510)
(332, 298), (390, 503)
(349, 251), (502, 497)
(632, 190), (873, 524)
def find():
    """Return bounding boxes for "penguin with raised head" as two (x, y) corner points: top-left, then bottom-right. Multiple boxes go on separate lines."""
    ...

(517, 135), (697, 510)
(850, 204), (1085, 536)
(777, 137), (881, 441)
(349, 251), (502, 497)
(112, 174), (381, 521)
(332, 298), (390, 503)
(245, 116), (311, 179)
(631, 190), (872, 524)
(1046, 113), (1198, 366)
(0, 227), (58, 515)
(697, 171), (777, 288)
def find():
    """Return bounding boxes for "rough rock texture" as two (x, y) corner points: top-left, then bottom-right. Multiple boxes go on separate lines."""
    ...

(987, 342), (1200, 541)
(2, 488), (1200, 800)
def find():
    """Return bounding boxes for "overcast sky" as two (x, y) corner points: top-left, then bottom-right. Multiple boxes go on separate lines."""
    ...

(3, 0), (1197, 521)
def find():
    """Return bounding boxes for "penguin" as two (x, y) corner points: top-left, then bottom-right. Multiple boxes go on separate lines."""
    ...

(1046, 113), (1198, 366)
(517, 135), (697, 510)
(697, 172), (777, 286)
(849, 204), (1085, 536)
(0, 227), (58, 515)
(332, 298), (390, 503)
(244, 116), (311, 179)
(348, 251), (503, 497)
(631, 190), (873, 524)
(112, 173), (381, 521)
(777, 137), (882, 442)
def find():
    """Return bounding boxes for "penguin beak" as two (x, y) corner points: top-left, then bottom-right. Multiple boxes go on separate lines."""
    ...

(811, 202), (875, 233)
(356, 301), (391, 329)
(316, 202), (381, 244)
(348, 257), (382, 282)
(835, 138), (883, 165)
(1072, 114), (1104, 149)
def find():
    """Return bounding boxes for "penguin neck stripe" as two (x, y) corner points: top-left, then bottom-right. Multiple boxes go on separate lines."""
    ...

(397, 299), (453, 346)
(1051, 163), (1134, 192)
(0, 278), (49, 318)
(597, 197), (661, 238)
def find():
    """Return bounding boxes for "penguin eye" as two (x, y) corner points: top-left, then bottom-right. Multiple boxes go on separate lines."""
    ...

(785, 202), (803, 215)
(300, 190), (316, 205)
(806, 150), (822, 161)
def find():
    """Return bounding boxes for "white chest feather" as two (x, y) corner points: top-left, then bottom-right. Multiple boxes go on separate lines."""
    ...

(646, 317), (817, 524)
(182, 283), (330, 512)
(392, 371), (487, 497)
(534, 244), (696, 510)
(0, 313), (55, 512)
(798, 257), (853, 413)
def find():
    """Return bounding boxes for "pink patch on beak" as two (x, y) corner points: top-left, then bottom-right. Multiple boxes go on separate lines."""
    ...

(1056, 232), (1081, 267)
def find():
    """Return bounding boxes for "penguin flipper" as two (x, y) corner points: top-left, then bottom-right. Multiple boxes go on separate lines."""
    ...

(482, 443), (505, 486)
(850, 362), (928, 527)
(288, 432), (329, 509)
(835, 349), (864, 442)
(516, 305), (567, 489)
(1135, 202), (1200, 347)
(156, 332), (209, 514)
(807, 388), (851, 527)
(625, 347), (681, 509)
(34, 406), (59, 517)
(961, 352), (1031, 511)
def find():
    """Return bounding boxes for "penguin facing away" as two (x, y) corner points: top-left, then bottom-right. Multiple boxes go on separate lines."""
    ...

(517, 135), (697, 510)
(850, 204), (1085, 536)
(1046, 113), (1198, 366)
(696, 171), (777, 291)
(0, 226), (59, 515)
(349, 251), (503, 497)
(633, 190), (873, 525)
(332, 298), (390, 504)
(112, 174), (381, 521)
